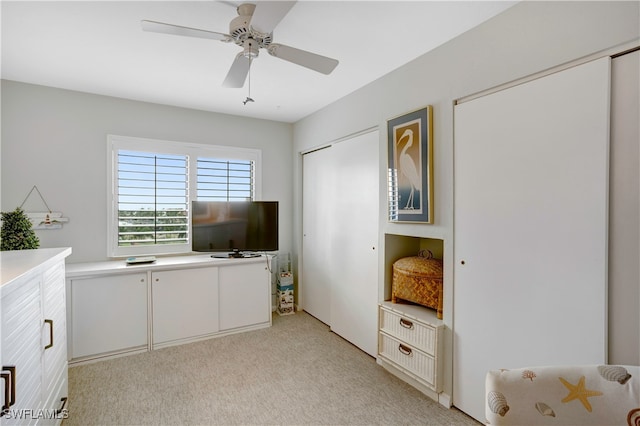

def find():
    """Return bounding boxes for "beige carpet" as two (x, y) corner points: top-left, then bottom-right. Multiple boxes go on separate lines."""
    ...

(65, 311), (479, 425)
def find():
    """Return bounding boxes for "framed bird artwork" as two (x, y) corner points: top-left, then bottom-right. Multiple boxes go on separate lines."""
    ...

(387, 105), (434, 223)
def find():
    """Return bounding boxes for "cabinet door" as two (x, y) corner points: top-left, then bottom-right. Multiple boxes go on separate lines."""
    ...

(152, 267), (219, 345)
(69, 273), (147, 359)
(1, 273), (43, 418)
(42, 261), (68, 413)
(218, 262), (270, 331)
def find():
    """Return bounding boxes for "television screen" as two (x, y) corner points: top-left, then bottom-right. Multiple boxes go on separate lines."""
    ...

(191, 201), (278, 255)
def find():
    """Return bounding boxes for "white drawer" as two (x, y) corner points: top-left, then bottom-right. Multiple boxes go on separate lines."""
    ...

(378, 332), (436, 388)
(379, 306), (436, 355)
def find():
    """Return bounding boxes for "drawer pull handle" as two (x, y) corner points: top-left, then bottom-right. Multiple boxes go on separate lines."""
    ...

(44, 319), (54, 350)
(399, 318), (414, 329)
(398, 344), (413, 356)
(57, 397), (68, 415)
(1, 372), (10, 414)
(1, 366), (16, 413)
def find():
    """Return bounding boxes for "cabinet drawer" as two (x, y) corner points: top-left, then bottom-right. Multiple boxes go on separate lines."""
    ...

(378, 332), (436, 388)
(379, 306), (436, 354)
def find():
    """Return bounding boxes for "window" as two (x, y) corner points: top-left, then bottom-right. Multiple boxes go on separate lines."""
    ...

(117, 151), (189, 248)
(196, 158), (254, 201)
(108, 135), (262, 257)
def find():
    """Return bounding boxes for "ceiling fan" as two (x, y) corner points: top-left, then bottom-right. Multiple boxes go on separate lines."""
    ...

(141, 1), (339, 88)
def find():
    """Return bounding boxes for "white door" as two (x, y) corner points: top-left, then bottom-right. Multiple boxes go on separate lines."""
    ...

(329, 131), (379, 357)
(453, 58), (610, 422)
(608, 49), (640, 365)
(301, 146), (334, 325)
(302, 131), (380, 356)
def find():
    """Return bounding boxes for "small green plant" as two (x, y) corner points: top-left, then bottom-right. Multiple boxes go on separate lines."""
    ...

(1, 207), (40, 250)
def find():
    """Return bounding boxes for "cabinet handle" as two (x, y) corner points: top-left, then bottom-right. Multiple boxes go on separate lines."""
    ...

(1, 372), (9, 414)
(399, 318), (414, 329)
(1, 366), (16, 412)
(398, 344), (413, 357)
(57, 397), (68, 415)
(44, 319), (54, 349)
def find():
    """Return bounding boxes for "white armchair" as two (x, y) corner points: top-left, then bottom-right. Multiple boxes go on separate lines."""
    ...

(485, 365), (640, 425)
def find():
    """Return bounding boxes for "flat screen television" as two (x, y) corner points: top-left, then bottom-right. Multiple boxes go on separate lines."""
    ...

(191, 200), (278, 257)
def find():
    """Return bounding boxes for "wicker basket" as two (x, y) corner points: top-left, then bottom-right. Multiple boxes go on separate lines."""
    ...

(391, 250), (443, 319)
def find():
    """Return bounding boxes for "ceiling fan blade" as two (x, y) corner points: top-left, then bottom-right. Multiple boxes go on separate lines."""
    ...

(249, 1), (296, 35)
(267, 44), (339, 75)
(223, 53), (252, 88)
(141, 20), (230, 41)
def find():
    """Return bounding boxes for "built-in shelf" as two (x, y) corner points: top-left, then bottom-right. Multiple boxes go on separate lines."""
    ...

(380, 235), (448, 405)
(383, 233), (444, 302)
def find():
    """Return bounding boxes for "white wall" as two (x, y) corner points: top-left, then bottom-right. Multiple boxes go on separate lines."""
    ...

(1, 81), (293, 263)
(292, 0), (639, 401)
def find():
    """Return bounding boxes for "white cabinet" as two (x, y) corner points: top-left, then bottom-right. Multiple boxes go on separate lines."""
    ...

(65, 255), (272, 364)
(219, 262), (270, 331)
(67, 273), (147, 360)
(377, 302), (443, 401)
(152, 267), (219, 346)
(0, 247), (71, 425)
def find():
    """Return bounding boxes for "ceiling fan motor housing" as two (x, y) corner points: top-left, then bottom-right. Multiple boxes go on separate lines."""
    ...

(230, 3), (273, 56)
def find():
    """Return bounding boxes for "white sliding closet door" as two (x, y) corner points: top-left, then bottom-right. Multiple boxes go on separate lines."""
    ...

(302, 146), (333, 325)
(609, 49), (640, 365)
(302, 131), (379, 356)
(453, 58), (610, 422)
(329, 131), (379, 357)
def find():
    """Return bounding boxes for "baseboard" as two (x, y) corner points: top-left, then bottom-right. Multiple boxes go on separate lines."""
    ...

(69, 346), (148, 366)
(438, 391), (451, 408)
(70, 322), (273, 365)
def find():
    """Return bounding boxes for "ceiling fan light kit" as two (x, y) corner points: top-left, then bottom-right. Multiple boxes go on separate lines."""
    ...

(141, 1), (339, 92)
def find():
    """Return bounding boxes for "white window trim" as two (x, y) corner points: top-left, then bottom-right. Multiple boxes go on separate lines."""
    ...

(107, 134), (262, 258)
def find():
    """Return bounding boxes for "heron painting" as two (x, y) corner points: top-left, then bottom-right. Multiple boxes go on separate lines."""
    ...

(387, 106), (433, 223)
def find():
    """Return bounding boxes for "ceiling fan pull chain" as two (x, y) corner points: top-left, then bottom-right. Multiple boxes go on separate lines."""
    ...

(243, 57), (255, 105)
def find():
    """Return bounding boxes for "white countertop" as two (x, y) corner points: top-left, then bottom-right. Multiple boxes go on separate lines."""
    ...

(0, 247), (72, 287)
(66, 253), (271, 277)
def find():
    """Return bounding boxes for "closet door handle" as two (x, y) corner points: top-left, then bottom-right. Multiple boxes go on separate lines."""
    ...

(399, 318), (414, 329)
(1, 366), (16, 412)
(44, 319), (54, 350)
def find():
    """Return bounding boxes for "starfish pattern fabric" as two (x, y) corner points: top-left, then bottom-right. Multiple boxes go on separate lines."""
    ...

(559, 375), (603, 412)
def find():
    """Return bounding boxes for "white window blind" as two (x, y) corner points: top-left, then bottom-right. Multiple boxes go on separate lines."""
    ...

(196, 158), (254, 201)
(108, 135), (263, 257)
(117, 150), (189, 247)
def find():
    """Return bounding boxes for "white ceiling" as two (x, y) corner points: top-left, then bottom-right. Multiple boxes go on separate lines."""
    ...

(1, 1), (516, 123)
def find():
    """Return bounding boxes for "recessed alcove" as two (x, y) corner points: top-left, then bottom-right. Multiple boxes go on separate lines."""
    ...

(383, 233), (444, 302)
